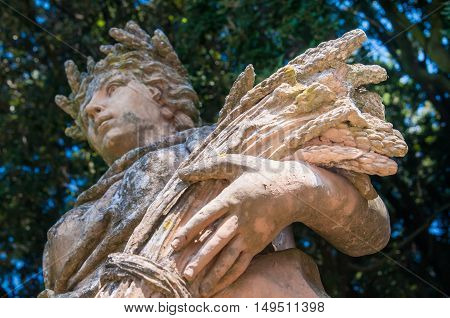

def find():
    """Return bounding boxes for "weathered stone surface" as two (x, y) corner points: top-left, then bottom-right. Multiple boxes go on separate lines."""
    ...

(42, 22), (407, 298)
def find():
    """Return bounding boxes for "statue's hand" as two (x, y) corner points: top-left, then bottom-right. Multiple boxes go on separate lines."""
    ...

(172, 155), (311, 296)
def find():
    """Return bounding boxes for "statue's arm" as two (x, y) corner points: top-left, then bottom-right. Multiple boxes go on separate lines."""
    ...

(172, 155), (391, 296)
(287, 163), (390, 257)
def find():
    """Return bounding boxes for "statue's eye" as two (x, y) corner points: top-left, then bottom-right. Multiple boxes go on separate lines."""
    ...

(106, 81), (122, 96)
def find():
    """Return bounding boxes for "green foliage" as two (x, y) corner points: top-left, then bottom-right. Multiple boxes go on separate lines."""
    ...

(0, 0), (448, 297)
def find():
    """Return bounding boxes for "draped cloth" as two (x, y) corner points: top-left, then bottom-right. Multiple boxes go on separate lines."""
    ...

(39, 126), (214, 298)
(98, 253), (191, 297)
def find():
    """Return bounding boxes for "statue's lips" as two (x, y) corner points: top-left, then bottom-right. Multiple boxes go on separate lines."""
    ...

(96, 117), (114, 134)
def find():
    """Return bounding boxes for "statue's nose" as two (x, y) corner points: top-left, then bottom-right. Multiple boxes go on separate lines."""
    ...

(85, 103), (104, 119)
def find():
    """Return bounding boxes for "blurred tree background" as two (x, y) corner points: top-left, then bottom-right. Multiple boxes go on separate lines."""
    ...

(0, 0), (448, 297)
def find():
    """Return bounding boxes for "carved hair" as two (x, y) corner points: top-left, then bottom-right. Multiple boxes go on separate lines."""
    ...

(55, 21), (200, 140)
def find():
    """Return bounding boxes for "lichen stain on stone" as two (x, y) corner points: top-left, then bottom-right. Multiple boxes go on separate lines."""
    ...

(163, 220), (173, 230)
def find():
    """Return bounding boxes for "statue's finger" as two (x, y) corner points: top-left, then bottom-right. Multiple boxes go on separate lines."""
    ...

(199, 238), (242, 297)
(172, 198), (230, 251)
(182, 215), (239, 282)
(208, 253), (253, 297)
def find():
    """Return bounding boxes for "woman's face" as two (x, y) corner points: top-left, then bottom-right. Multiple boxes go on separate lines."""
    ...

(80, 72), (175, 165)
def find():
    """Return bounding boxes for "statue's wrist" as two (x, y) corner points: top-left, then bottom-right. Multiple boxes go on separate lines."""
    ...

(286, 162), (328, 223)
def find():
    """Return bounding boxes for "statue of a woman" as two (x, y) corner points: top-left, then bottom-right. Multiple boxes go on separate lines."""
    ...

(40, 21), (407, 298)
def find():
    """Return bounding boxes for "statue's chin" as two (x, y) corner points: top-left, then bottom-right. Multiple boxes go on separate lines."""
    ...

(100, 128), (138, 164)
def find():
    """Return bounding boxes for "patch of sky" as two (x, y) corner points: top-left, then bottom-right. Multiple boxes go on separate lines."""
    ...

(221, 53), (228, 62)
(16, 164), (42, 175)
(335, 0), (352, 10)
(425, 58), (438, 74)
(67, 179), (79, 193)
(34, 0), (50, 10)
(399, 74), (411, 84)
(28, 35), (36, 44)
(402, 5), (422, 23)
(66, 176), (88, 193)
(133, 0), (150, 8)
(6, 269), (44, 296)
(35, 270), (44, 284)
(393, 61), (400, 71)
(428, 218), (446, 236)
(391, 219), (404, 239)
(414, 83), (422, 91)
(43, 198), (56, 213)
(379, 17), (393, 32)
(63, 194), (76, 206)
(11, 259), (25, 270)
(21, 165), (32, 173)
(35, 15), (47, 24)
(1, 258), (37, 297)
(219, 27), (230, 40)
(363, 38), (391, 64)
(417, 49), (425, 62)
(12, 274), (21, 293)
(367, 2), (393, 32)
(68, 184), (78, 195)
(1, 280), (12, 297)
(76, 177), (87, 187)
(297, 238), (312, 249)
(360, 20), (369, 31)
(371, 1), (386, 15)
(442, 37), (448, 46)
(417, 102), (435, 117)
(407, 125), (421, 134)
(65, 145), (80, 159)
(405, 103), (435, 134)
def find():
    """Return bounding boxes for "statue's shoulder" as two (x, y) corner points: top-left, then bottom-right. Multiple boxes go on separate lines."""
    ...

(185, 125), (215, 153)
